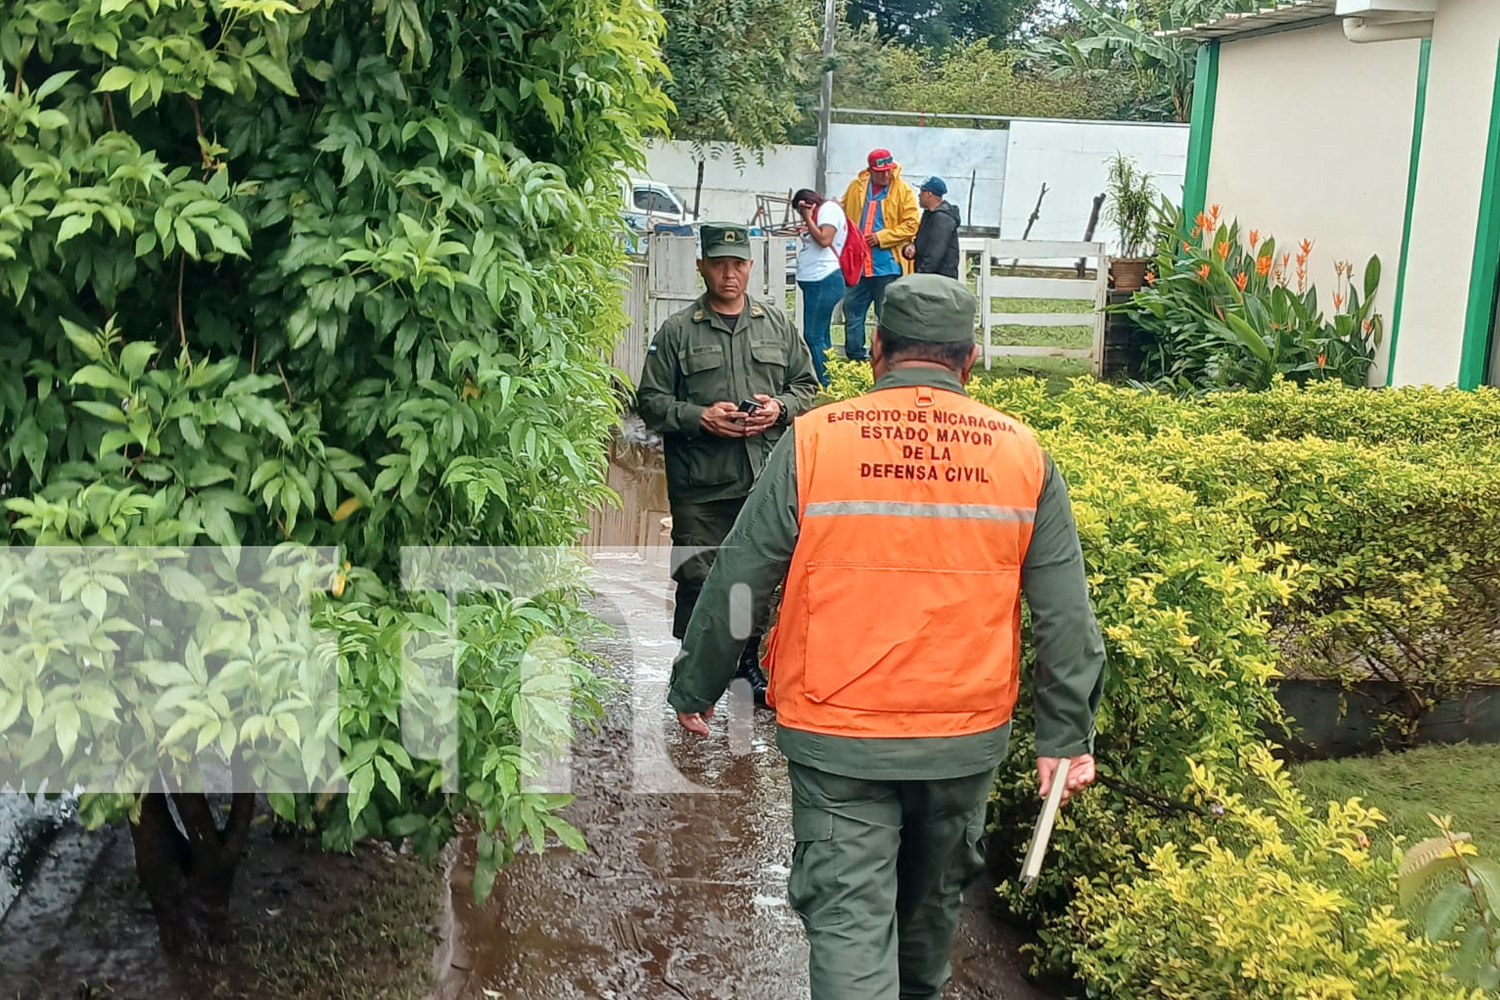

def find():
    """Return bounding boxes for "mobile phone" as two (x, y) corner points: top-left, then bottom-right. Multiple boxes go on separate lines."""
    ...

(738, 399), (763, 413)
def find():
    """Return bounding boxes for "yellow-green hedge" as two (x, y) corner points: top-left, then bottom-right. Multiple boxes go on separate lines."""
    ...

(821, 361), (1500, 977)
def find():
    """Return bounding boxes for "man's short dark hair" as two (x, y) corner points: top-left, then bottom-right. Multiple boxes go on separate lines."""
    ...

(876, 328), (974, 370)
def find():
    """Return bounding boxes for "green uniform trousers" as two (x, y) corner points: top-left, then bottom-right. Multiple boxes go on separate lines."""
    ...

(787, 762), (996, 1000)
(668, 496), (748, 640)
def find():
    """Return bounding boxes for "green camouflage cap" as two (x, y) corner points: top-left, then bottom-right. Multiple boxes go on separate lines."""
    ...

(700, 222), (752, 260)
(879, 274), (977, 343)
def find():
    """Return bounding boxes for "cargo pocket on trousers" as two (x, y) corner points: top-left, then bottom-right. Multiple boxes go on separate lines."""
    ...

(786, 807), (835, 922)
(954, 809), (988, 892)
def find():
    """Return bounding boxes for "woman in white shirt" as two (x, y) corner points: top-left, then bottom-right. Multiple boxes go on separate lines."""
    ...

(792, 188), (848, 387)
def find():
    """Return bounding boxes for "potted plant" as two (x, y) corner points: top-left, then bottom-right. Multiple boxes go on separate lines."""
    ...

(1105, 152), (1157, 291)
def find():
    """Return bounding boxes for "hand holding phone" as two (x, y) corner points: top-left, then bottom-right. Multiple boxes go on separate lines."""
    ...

(738, 399), (764, 413)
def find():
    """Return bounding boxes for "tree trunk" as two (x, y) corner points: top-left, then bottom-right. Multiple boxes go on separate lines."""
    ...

(129, 790), (256, 954)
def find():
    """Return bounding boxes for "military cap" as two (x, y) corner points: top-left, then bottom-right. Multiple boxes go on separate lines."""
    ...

(879, 274), (977, 343)
(700, 223), (751, 260)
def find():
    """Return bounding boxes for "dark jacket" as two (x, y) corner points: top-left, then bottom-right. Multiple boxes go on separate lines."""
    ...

(913, 201), (961, 279)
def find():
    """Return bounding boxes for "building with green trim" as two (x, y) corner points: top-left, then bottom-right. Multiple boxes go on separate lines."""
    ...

(1166, 0), (1500, 388)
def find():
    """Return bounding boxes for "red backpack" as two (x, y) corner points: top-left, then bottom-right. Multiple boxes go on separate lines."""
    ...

(837, 210), (870, 286)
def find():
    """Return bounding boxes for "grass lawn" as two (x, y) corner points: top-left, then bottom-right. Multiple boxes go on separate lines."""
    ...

(788, 284), (1096, 395)
(1290, 742), (1500, 850)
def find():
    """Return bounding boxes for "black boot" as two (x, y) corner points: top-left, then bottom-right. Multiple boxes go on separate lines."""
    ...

(735, 638), (770, 708)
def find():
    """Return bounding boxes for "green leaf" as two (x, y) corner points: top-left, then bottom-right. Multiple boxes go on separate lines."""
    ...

(70, 365), (128, 392)
(471, 854), (497, 904)
(55, 702), (81, 760)
(35, 70), (76, 100)
(120, 341), (156, 380)
(56, 213), (92, 245)
(95, 65), (136, 93)
(74, 401), (128, 424)
(1364, 254), (1382, 300)
(347, 764), (375, 823)
(248, 54), (298, 97)
(374, 755), (401, 799)
(385, 813), (427, 838)
(60, 319), (104, 360)
(1425, 881), (1473, 942)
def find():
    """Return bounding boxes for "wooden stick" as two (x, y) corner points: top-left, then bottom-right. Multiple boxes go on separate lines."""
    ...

(1009, 183), (1049, 274)
(1078, 193), (1105, 278)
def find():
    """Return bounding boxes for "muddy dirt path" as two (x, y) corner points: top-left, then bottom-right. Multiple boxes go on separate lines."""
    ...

(436, 555), (1057, 1000)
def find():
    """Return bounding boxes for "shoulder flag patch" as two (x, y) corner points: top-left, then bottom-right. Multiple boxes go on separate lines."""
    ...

(648, 342), (658, 354)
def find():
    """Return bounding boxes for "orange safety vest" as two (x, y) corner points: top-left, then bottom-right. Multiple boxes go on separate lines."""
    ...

(764, 383), (1047, 739)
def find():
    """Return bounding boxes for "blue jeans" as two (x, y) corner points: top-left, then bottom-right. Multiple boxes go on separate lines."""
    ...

(798, 271), (845, 386)
(842, 272), (899, 362)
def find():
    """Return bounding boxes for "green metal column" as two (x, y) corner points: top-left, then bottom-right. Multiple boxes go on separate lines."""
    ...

(1181, 41), (1220, 224)
(1457, 39), (1500, 390)
(1386, 37), (1432, 386)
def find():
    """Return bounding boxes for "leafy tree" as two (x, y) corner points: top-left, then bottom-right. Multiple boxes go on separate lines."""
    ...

(657, 0), (816, 213)
(846, 0), (1050, 48)
(659, 0), (816, 148)
(1027, 0), (1257, 120)
(0, 0), (667, 952)
(844, 37), (1135, 122)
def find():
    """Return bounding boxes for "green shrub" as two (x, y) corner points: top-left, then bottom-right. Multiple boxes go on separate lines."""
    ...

(0, 0), (667, 950)
(1069, 746), (1483, 1000)
(821, 361), (1500, 967)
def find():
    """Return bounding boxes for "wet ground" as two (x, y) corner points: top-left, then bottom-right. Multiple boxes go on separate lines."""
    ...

(0, 552), (1054, 1000)
(436, 553), (1056, 1000)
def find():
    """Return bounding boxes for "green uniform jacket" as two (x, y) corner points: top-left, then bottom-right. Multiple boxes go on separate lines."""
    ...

(667, 367), (1107, 781)
(637, 294), (822, 505)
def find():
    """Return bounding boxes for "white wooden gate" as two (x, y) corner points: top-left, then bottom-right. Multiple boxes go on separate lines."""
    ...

(961, 238), (1109, 377)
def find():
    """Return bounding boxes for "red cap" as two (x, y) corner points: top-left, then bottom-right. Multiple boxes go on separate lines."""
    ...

(867, 148), (896, 169)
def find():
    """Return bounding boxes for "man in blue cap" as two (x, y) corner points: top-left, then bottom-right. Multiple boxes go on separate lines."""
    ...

(904, 177), (962, 280)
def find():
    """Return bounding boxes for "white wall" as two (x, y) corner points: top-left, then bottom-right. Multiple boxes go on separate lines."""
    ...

(826, 124), (1011, 230)
(642, 121), (1187, 244)
(1210, 22), (1421, 386)
(1001, 120), (1188, 252)
(1393, 0), (1500, 387)
(642, 140), (817, 225)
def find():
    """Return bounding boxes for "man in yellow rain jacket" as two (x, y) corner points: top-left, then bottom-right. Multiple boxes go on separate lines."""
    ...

(839, 148), (919, 364)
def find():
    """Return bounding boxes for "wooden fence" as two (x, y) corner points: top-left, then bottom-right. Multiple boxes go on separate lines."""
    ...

(961, 238), (1109, 376)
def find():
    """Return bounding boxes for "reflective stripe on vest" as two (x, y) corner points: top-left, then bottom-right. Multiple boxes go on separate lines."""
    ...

(803, 500), (1037, 522)
(765, 385), (1047, 740)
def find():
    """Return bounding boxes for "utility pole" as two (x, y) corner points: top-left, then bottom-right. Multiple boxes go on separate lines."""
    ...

(814, 0), (837, 194)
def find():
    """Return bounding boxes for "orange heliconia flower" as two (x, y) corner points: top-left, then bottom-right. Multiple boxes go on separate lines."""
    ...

(1192, 225), (1202, 239)
(1317, 353), (1327, 370)
(1362, 318), (1374, 334)
(1300, 238), (1314, 257)
(1197, 263), (1211, 280)
(1333, 292), (1346, 310)
(1145, 271), (1156, 286)
(1257, 254), (1272, 276)
(1234, 271), (1248, 291)
(1249, 230), (1260, 250)
(1194, 213), (1209, 231)
(1208, 204), (1222, 228)
(1217, 242), (1230, 260)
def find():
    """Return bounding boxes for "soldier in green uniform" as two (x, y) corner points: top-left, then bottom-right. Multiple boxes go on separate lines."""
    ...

(666, 276), (1106, 999)
(637, 223), (821, 704)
